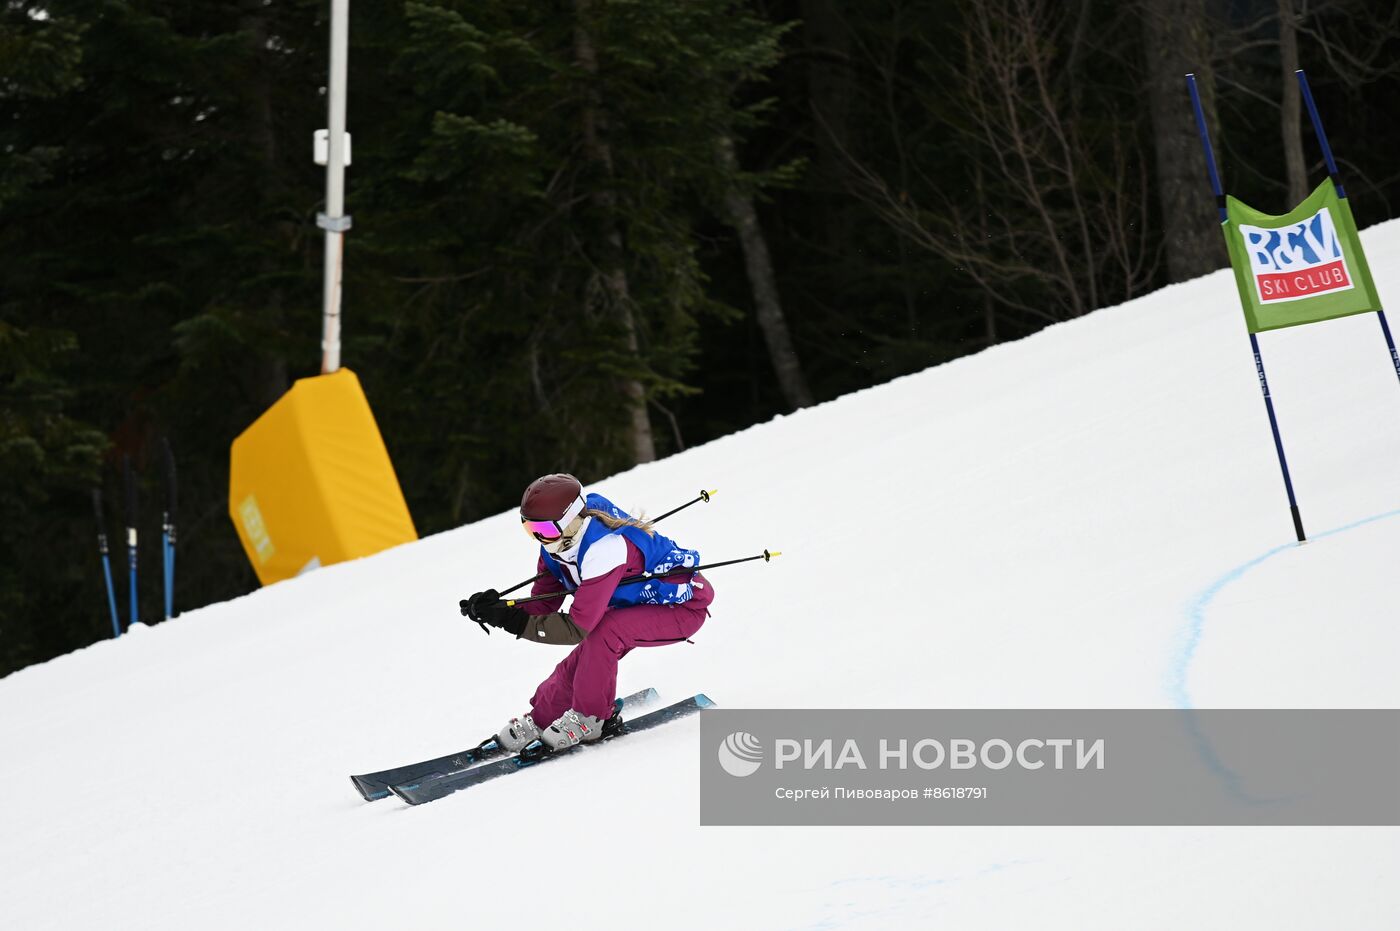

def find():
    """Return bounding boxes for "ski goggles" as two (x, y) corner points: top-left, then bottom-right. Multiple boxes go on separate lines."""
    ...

(520, 495), (586, 543)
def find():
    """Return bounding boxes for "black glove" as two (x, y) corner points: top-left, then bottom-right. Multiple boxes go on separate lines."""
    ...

(461, 589), (527, 636)
(478, 601), (528, 636)
(461, 589), (501, 621)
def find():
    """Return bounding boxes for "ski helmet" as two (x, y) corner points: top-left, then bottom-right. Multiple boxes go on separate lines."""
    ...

(520, 473), (586, 543)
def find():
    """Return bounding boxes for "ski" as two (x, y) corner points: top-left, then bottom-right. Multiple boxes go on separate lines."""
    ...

(350, 687), (661, 801)
(390, 694), (715, 806)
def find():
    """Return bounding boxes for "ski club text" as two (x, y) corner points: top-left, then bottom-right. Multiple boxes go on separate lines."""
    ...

(1238, 207), (1354, 304)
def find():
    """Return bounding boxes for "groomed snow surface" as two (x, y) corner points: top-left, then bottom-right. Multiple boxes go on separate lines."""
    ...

(5, 223), (1400, 930)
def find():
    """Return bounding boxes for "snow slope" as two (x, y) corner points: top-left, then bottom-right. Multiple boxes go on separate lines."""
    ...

(5, 223), (1400, 929)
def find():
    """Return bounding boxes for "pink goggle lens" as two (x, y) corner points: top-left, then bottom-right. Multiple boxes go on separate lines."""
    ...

(521, 517), (563, 541)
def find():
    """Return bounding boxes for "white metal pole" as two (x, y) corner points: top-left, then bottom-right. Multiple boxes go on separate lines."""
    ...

(319, 0), (351, 374)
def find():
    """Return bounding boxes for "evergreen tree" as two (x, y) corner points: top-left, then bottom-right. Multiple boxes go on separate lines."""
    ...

(0, 3), (106, 670)
(353, 0), (793, 525)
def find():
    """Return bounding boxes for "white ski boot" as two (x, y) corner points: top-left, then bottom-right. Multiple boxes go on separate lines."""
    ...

(537, 709), (608, 751)
(497, 713), (541, 752)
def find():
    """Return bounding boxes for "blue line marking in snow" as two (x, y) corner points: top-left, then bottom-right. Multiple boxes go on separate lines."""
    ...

(1170, 544), (1291, 709)
(1171, 506), (1400, 709)
(1168, 507), (1400, 806)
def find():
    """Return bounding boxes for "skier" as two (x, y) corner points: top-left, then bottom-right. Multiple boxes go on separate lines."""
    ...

(463, 473), (714, 753)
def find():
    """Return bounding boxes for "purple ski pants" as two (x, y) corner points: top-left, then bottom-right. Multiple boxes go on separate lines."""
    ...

(529, 574), (714, 723)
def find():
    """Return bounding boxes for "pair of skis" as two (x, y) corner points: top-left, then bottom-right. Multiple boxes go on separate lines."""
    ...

(350, 689), (714, 806)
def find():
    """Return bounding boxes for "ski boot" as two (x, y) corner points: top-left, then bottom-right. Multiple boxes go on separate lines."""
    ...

(497, 713), (542, 753)
(536, 703), (627, 752)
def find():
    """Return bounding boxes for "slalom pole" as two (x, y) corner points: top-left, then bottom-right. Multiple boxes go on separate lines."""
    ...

(1185, 74), (1227, 224)
(162, 438), (177, 620)
(1295, 71), (1343, 195)
(124, 456), (139, 626)
(500, 549), (780, 608)
(1296, 69), (1400, 389)
(1377, 312), (1400, 388)
(1248, 335), (1305, 542)
(497, 489), (718, 599)
(92, 490), (121, 638)
(1187, 73), (1306, 543)
(162, 494), (170, 619)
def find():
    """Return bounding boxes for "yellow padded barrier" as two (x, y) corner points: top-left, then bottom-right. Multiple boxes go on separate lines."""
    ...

(229, 368), (417, 585)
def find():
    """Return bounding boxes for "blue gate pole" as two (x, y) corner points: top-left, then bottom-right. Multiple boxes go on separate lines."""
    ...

(1295, 70), (1343, 194)
(92, 490), (121, 638)
(1249, 334), (1306, 542)
(1188, 73), (1306, 542)
(1297, 68), (1400, 387)
(124, 456), (139, 627)
(162, 437), (177, 620)
(162, 525), (170, 618)
(1377, 311), (1400, 387)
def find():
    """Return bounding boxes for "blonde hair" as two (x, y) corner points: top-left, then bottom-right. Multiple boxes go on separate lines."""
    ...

(582, 507), (656, 536)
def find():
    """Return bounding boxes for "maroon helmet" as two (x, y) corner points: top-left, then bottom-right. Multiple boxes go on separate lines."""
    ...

(520, 473), (585, 542)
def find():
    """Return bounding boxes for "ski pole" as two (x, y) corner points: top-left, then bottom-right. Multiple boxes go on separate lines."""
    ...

(124, 456), (138, 628)
(92, 490), (121, 638)
(501, 549), (781, 607)
(162, 438), (177, 620)
(495, 489), (718, 599)
(651, 488), (715, 523)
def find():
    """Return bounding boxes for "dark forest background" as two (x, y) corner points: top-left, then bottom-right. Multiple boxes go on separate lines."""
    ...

(4, 0), (1400, 676)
